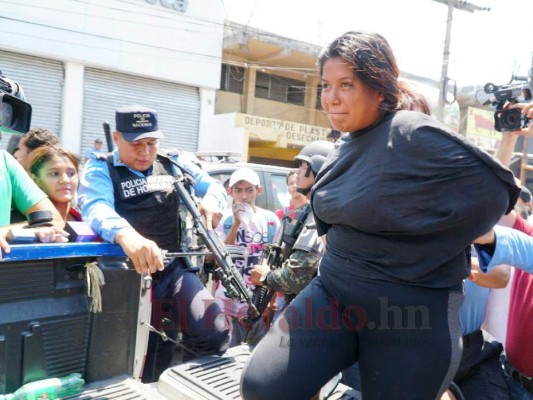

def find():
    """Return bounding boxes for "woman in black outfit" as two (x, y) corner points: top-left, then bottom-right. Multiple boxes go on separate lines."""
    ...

(240, 31), (519, 400)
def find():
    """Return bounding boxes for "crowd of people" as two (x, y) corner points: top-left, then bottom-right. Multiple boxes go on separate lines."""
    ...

(1, 29), (533, 400)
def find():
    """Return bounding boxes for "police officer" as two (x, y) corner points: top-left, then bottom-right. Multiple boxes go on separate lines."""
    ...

(83, 137), (105, 163)
(250, 140), (334, 301)
(78, 105), (230, 382)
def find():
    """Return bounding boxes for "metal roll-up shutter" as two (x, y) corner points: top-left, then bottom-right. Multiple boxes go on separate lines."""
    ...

(82, 68), (200, 156)
(0, 50), (63, 149)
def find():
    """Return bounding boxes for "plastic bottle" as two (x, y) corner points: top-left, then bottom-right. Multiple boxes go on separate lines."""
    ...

(0, 373), (85, 400)
(237, 202), (254, 225)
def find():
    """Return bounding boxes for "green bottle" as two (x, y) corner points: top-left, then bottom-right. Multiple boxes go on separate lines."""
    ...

(0, 373), (85, 400)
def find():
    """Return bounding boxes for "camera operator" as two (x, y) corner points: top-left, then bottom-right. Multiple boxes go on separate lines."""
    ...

(489, 100), (533, 399)
(483, 81), (532, 134)
(0, 74), (68, 259)
(495, 102), (533, 164)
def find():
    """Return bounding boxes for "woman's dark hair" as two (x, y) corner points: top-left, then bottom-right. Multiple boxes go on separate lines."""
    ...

(29, 145), (80, 176)
(398, 80), (432, 115)
(318, 31), (400, 114)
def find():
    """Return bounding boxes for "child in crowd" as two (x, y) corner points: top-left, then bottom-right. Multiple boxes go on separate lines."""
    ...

(29, 145), (81, 222)
(214, 167), (280, 346)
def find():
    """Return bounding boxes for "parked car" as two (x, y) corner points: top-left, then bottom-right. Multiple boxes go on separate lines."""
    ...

(198, 153), (293, 213)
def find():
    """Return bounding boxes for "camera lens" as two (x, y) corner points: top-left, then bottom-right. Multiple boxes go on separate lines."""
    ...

(496, 108), (522, 132)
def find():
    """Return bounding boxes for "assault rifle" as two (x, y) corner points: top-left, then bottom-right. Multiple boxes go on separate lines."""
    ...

(244, 203), (313, 325)
(244, 218), (286, 324)
(173, 178), (258, 316)
(282, 203), (312, 252)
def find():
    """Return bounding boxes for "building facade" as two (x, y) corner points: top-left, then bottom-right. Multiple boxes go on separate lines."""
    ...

(206, 22), (460, 166)
(207, 22), (330, 166)
(0, 3), (458, 166)
(0, 0), (224, 156)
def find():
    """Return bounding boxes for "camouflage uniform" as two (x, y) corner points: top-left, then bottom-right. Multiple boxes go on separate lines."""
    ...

(260, 140), (334, 304)
(264, 205), (324, 302)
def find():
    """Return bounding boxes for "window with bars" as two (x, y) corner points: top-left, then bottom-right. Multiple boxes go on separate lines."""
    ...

(220, 64), (245, 94)
(255, 72), (306, 106)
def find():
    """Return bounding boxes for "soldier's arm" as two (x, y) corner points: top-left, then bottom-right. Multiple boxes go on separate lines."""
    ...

(265, 249), (320, 295)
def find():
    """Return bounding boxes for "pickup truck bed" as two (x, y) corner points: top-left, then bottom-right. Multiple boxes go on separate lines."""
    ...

(70, 352), (361, 400)
(0, 243), (360, 400)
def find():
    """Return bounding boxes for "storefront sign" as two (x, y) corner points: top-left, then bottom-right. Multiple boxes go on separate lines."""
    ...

(139, 0), (188, 12)
(236, 114), (329, 148)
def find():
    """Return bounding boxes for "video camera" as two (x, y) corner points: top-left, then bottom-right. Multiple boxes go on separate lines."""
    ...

(483, 82), (532, 132)
(0, 71), (32, 138)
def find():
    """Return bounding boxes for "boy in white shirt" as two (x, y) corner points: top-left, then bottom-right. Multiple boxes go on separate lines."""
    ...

(214, 167), (280, 346)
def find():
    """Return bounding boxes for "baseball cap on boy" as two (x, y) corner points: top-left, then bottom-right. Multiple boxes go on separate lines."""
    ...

(229, 167), (260, 187)
(115, 104), (164, 142)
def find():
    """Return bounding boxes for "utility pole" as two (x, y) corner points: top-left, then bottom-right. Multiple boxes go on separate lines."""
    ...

(432, 0), (490, 122)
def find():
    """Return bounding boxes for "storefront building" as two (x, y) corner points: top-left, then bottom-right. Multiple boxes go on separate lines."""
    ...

(202, 22), (459, 166)
(202, 22), (329, 166)
(0, 0), (224, 156)
(0, 5), (453, 167)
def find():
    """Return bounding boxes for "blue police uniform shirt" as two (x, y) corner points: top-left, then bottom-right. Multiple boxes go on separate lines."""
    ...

(462, 223), (533, 335)
(78, 149), (226, 243)
(459, 268), (491, 335)
(84, 147), (104, 161)
(476, 224), (533, 275)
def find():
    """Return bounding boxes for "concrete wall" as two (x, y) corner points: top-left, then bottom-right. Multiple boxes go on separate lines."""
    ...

(215, 91), (328, 126)
(0, 0), (224, 88)
(0, 0), (224, 154)
(215, 92), (244, 115)
(199, 112), (247, 158)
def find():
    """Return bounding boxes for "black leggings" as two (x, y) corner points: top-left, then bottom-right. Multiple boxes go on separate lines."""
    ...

(241, 270), (463, 400)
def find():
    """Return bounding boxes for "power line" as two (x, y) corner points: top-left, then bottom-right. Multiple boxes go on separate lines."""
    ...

(0, 17), (319, 77)
(0, 1), (328, 127)
(0, 0), (291, 44)
(245, 0), (260, 27)
(0, 0), (223, 30)
(0, 15), (217, 60)
(0, 1), (320, 75)
(0, 0), (325, 120)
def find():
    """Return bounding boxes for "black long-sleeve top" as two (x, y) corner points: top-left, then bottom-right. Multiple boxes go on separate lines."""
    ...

(312, 111), (519, 288)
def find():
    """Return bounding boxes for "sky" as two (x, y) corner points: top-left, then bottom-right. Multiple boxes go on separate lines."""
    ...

(221, 0), (533, 90)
